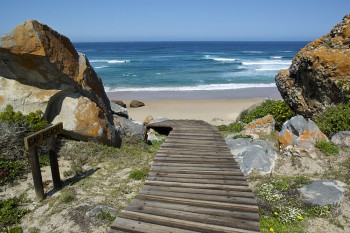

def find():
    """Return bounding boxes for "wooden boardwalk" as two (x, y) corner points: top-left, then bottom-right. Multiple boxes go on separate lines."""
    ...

(109, 120), (260, 233)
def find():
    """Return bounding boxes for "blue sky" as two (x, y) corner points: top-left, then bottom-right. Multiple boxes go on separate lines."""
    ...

(1, 0), (348, 42)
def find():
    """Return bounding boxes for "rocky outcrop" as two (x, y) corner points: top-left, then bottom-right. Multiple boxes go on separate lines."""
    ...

(275, 15), (350, 118)
(278, 115), (328, 158)
(0, 20), (120, 146)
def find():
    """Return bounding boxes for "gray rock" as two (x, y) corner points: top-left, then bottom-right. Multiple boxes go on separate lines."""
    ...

(225, 136), (278, 175)
(331, 131), (350, 147)
(118, 117), (145, 141)
(86, 205), (118, 218)
(225, 136), (252, 155)
(299, 179), (346, 206)
(110, 102), (128, 118)
(147, 129), (165, 143)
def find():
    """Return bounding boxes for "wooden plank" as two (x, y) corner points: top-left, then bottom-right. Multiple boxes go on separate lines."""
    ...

(139, 189), (256, 205)
(119, 211), (259, 233)
(111, 217), (198, 233)
(142, 185), (254, 198)
(147, 176), (249, 186)
(147, 172), (246, 180)
(150, 169), (245, 176)
(126, 204), (261, 232)
(157, 150), (232, 156)
(128, 199), (259, 221)
(151, 166), (238, 172)
(145, 181), (252, 192)
(151, 162), (238, 168)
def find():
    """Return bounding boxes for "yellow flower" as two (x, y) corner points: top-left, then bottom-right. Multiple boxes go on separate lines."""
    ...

(274, 212), (278, 216)
(270, 228), (274, 232)
(297, 215), (303, 220)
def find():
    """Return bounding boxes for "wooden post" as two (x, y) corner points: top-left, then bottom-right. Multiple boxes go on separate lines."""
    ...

(28, 146), (45, 201)
(24, 123), (64, 201)
(48, 137), (62, 189)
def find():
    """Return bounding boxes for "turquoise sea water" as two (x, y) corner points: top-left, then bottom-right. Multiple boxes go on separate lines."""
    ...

(74, 41), (307, 92)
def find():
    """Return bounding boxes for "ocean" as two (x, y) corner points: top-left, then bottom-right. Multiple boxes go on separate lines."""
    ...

(74, 41), (307, 92)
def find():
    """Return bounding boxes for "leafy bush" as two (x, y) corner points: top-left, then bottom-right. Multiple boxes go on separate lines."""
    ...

(0, 105), (47, 132)
(233, 134), (252, 139)
(218, 122), (244, 132)
(129, 168), (149, 180)
(239, 100), (295, 130)
(316, 102), (350, 137)
(0, 196), (29, 230)
(0, 159), (27, 185)
(315, 140), (339, 156)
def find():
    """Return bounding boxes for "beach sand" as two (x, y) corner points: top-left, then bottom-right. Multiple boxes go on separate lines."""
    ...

(107, 87), (281, 125)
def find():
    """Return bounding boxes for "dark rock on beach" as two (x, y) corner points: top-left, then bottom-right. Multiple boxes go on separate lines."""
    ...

(111, 100), (127, 108)
(130, 100), (145, 108)
(275, 14), (350, 118)
(0, 20), (121, 146)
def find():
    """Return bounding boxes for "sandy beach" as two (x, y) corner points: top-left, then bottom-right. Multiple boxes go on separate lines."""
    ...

(107, 87), (281, 125)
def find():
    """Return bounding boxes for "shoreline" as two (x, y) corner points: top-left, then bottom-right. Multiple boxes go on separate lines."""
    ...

(107, 86), (281, 101)
(107, 87), (282, 125)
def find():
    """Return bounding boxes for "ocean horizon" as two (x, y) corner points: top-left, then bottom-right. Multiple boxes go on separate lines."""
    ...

(74, 41), (308, 92)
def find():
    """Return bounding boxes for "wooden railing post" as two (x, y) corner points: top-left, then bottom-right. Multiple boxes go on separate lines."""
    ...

(48, 137), (62, 189)
(24, 122), (64, 201)
(28, 146), (45, 201)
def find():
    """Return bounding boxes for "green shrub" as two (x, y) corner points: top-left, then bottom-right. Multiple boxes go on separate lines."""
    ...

(0, 159), (27, 185)
(315, 140), (339, 156)
(129, 168), (149, 180)
(239, 100), (295, 130)
(0, 105), (47, 132)
(316, 102), (350, 137)
(98, 210), (116, 222)
(0, 196), (29, 229)
(218, 122), (244, 132)
(233, 134), (252, 139)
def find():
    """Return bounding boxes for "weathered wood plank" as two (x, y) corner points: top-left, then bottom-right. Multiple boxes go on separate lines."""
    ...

(147, 172), (246, 180)
(128, 199), (259, 221)
(111, 217), (198, 233)
(119, 211), (259, 233)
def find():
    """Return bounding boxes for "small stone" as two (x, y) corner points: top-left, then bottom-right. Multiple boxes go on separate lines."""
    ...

(143, 115), (154, 125)
(111, 100), (126, 108)
(130, 100), (145, 108)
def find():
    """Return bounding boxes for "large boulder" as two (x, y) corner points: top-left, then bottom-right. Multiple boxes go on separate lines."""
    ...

(275, 15), (350, 119)
(278, 115), (328, 158)
(225, 137), (278, 176)
(0, 20), (120, 146)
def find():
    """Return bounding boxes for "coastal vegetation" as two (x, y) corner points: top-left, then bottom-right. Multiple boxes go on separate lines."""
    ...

(316, 101), (350, 137)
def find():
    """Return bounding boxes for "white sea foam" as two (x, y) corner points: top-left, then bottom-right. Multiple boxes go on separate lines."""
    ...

(242, 60), (291, 66)
(205, 55), (237, 62)
(90, 59), (130, 63)
(94, 66), (108, 69)
(271, 56), (283, 59)
(105, 83), (276, 92)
